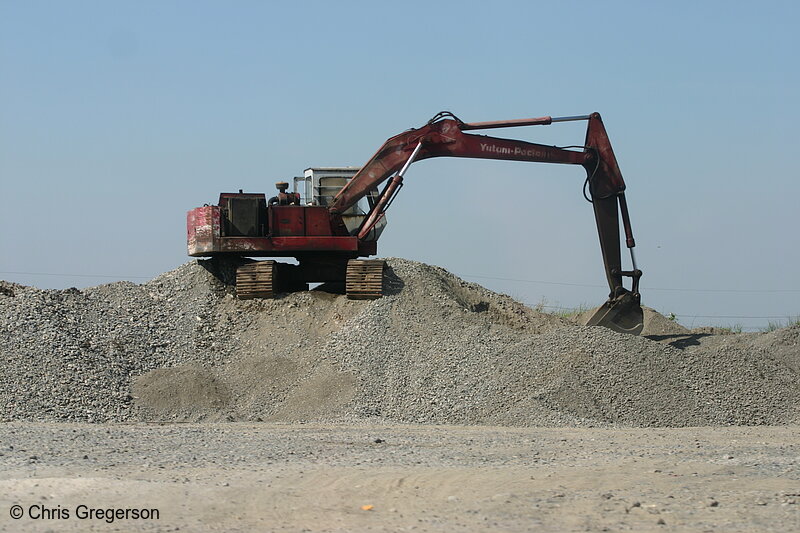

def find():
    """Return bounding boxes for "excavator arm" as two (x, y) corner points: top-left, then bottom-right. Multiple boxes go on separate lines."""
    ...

(331, 112), (643, 335)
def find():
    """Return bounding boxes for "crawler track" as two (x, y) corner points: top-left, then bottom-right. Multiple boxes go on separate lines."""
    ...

(346, 259), (385, 300)
(235, 261), (277, 299)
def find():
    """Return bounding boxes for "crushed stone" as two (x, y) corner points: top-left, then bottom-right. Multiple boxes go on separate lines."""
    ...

(1, 258), (797, 427)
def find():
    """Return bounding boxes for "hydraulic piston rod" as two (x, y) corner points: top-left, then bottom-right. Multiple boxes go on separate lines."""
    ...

(460, 114), (592, 131)
(551, 115), (592, 123)
(357, 142), (423, 240)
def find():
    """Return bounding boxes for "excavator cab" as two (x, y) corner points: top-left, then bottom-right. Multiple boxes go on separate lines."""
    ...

(293, 167), (387, 239)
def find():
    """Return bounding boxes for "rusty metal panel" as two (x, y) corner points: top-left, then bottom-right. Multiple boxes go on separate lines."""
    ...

(304, 206), (331, 236)
(216, 193), (267, 237)
(194, 236), (360, 255)
(270, 236), (359, 252)
(270, 206), (305, 236)
(187, 206), (220, 256)
(227, 197), (261, 236)
(188, 204), (373, 257)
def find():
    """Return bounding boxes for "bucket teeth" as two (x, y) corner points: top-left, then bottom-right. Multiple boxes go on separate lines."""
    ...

(582, 291), (644, 335)
(346, 259), (385, 300)
(236, 261), (276, 299)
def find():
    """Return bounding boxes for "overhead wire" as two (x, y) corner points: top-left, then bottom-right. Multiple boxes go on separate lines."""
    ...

(3, 269), (798, 294)
(459, 273), (800, 293)
(1, 269), (795, 322)
(0, 271), (151, 279)
(532, 303), (794, 320)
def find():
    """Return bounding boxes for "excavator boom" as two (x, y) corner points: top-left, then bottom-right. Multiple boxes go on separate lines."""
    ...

(331, 111), (643, 334)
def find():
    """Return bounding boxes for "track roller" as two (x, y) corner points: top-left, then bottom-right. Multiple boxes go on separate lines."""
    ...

(235, 260), (277, 299)
(346, 259), (385, 300)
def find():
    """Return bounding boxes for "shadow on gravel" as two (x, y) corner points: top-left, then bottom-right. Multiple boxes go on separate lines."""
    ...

(314, 263), (405, 296)
(0, 283), (16, 297)
(382, 264), (405, 296)
(645, 333), (713, 349)
(313, 281), (345, 295)
(198, 258), (406, 298)
(199, 257), (248, 287)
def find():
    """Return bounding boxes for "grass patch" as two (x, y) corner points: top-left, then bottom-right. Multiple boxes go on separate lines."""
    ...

(549, 303), (591, 319)
(761, 316), (800, 332)
(528, 297), (591, 318)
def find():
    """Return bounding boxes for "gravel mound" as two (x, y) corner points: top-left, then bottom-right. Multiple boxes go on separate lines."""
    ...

(1, 259), (798, 427)
(0, 263), (236, 422)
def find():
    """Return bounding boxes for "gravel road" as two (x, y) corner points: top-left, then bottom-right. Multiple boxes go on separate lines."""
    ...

(1, 422), (798, 532)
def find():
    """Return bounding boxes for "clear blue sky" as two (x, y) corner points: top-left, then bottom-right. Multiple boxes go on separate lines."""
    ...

(1, 1), (798, 330)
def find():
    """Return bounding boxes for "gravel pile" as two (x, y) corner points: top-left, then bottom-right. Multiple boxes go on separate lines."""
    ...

(1, 259), (798, 427)
(0, 264), (236, 422)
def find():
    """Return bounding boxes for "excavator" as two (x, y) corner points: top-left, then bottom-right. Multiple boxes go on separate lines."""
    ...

(187, 111), (644, 335)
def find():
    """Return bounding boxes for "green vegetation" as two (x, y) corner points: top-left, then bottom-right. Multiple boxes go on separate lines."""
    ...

(554, 303), (590, 319)
(531, 298), (590, 319)
(712, 324), (741, 334)
(761, 316), (800, 332)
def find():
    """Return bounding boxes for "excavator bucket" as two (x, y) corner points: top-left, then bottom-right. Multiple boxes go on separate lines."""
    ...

(581, 292), (644, 335)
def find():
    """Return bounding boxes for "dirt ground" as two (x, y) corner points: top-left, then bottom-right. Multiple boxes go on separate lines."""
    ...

(1, 423), (798, 532)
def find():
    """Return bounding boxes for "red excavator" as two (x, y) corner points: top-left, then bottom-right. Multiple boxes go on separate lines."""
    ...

(187, 111), (644, 334)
